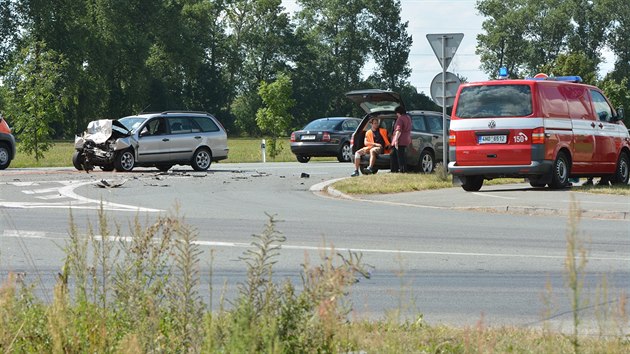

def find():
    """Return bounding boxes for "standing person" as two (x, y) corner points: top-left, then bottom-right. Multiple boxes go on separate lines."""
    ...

(351, 118), (391, 177)
(390, 106), (412, 173)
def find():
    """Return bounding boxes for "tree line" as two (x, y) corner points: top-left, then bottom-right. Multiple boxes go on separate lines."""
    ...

(0, 0), (628, 159)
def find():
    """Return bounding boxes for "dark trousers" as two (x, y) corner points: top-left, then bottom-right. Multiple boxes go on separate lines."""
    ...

(390, 146), (407, 172)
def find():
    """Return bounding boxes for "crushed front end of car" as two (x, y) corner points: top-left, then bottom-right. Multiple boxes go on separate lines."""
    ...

(73, 119), (134, 171)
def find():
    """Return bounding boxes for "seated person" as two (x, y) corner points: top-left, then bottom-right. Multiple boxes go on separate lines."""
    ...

(351, 118), (391, 177)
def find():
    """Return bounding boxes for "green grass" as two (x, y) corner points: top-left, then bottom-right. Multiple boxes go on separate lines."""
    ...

(10, 138), (336, 167)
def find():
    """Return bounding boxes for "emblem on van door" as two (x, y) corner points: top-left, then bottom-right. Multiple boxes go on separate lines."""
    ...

(488, 120), (496, 129)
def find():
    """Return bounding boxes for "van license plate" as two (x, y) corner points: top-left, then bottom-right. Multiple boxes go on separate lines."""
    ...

(301, 135), (316, 141)
(478, 135), (507, 144)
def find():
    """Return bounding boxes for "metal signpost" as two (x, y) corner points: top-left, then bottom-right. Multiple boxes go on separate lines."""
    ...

(426, 33), (464, 166)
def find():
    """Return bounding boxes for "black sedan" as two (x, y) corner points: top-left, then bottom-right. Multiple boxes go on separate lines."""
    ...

(290, 117), (361, 163)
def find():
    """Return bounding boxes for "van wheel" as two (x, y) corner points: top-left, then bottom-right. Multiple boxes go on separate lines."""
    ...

(461, 175), (483, 191)
(610, 152), (629, 185)
(529, 179), (547, 188)
(549, 152), (570, 189)
(114, 149), (135, 172)
(419, 150), (435, 173)
(72, 151), (84, 171)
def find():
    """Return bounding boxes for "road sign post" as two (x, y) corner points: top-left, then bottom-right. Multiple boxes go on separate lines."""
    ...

(426, 33), (464, 167)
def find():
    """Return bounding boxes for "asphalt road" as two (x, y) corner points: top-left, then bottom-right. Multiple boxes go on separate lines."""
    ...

(1, 162), (628, 330)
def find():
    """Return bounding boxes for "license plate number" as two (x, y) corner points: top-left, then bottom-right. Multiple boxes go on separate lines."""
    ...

(478, 135), (507, 144)
(301, 135), (316, 141)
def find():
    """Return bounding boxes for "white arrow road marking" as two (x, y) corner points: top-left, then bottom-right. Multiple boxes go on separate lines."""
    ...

(1, 181), (162, 212)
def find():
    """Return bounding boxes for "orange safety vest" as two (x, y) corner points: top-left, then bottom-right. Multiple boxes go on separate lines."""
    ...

(364, 128), (391, 154)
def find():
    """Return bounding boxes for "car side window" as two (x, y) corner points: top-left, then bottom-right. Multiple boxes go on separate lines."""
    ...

(427, 116), (443, 133)
(590, 90), (613, 122)
(144, 118), (167, 136)
(343, 120), (358, 131)
(193, 117), (219, 132)
(168, 117), (194, 134)
(411, 115), (427, 132)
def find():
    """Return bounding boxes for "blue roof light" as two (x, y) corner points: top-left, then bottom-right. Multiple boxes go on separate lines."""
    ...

(525, 74), (583, 83)
(498, 67), (508, 79)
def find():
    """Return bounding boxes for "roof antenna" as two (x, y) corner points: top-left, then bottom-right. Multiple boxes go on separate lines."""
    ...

(138, 104), (151, 115)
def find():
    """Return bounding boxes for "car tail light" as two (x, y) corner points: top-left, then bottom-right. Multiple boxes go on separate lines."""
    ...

(532, 127), (545, 144)
(448, 130), (456, 145)
(290, 132), (296, 142)
(322, 132), (331, 142)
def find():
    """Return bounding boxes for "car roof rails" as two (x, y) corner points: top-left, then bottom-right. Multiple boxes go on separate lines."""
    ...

(161, 110), (211, 115)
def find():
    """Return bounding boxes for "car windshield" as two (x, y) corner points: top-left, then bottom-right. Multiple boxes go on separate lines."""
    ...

(118, 117), (147, 133)
(303, 119), (341, 131)
(455, 84), (532, 118)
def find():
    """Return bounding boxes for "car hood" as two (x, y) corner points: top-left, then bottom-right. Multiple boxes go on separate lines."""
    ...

(82, 119), (131, 144)
(345, 89), (404, 114)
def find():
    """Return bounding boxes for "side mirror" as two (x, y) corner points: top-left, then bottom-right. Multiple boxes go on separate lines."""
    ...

(616, 107), (624, 120)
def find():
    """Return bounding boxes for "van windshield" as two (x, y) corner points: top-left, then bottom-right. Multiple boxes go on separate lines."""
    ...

(455, 85), (532, 118)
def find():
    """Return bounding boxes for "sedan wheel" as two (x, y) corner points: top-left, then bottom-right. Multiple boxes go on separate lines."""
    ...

(192, 148), (212, 171)
(337, 143), (352, 162)
(296, 155), (311, 163)
(114, 149), (135, 172)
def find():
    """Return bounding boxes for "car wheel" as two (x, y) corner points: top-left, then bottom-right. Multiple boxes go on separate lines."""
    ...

(461, 175), (483, 191)
(157, 164), (173, 172)
(100, 164), (115, 172)
(192, 148), (212, 171)
(72, 151), (84, 171)
(0, 143), (9, 170)
(529, 178), (547, 188)
(296, 155), (311, 163)
(114, 149), (135, 172)
(337, 142), (352, 162)
(610, 152), (629, 185)
(549, 151), (570, 189)
(419, 150), (435, 173)
(360, 166), (378, 175)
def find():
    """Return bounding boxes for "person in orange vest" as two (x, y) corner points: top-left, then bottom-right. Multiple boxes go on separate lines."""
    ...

(351, 117), (391, 176)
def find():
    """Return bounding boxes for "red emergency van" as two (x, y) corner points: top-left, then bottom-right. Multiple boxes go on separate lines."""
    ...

(448, 75), (630, 191)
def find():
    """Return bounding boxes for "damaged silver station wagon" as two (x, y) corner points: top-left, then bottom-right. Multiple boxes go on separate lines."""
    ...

(73, 111), (229, 172)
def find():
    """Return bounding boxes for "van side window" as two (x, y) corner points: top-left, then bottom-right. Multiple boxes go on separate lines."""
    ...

(561, 86), (592, 119)
(591, 90), (613, 122)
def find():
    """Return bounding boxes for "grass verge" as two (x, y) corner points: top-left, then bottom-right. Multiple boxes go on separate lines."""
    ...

(10, 138), (336, 168)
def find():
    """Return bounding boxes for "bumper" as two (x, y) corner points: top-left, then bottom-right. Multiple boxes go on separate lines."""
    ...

(448, 160), (553, 177)
(290, 142), (340, 157)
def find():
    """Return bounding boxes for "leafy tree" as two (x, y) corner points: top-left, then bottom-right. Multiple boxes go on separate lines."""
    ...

(476, 0), (532, 78)
(232, 91), (262, 136)
(599, 76), (630, 126)
(226, 0), (294, 134)
(295, 0), (371, 115)
(256, 73), (296, 158)
(366, 0), (412, 92)
(4, 41), (69, 160)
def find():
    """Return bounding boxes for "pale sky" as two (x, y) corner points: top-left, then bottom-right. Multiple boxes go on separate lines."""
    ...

(281, 0), (616, 94)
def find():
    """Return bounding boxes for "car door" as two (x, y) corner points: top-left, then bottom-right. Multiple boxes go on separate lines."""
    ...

(426, 114), (446, 163)
(137, 117), (171, 163)
(408, 114), (430, 165)
(167, 116), (199, 162)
